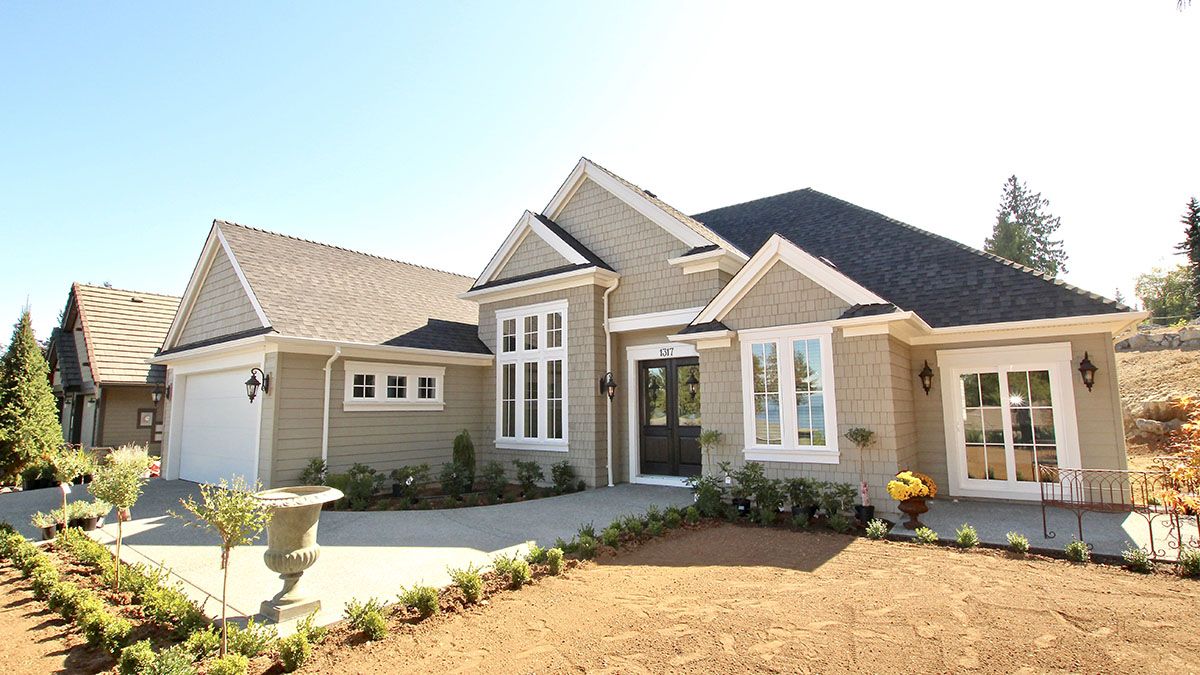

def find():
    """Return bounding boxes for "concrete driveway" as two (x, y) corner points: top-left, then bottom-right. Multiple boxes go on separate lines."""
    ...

(1, 479), (691, 629)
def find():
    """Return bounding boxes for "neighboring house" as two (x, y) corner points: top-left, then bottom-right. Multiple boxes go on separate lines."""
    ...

(47, 283), (180, 452)
(154, 159), (1143, 508)
(150, 221), (489, 486)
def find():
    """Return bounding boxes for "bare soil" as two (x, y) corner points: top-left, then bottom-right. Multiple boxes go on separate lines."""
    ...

(0, 566), (112, 674)
(1116, 348), (1200, 404)
(293, 526), (1200, 674)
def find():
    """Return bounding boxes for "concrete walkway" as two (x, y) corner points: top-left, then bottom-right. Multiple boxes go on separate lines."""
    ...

(0, 479), (692, 630)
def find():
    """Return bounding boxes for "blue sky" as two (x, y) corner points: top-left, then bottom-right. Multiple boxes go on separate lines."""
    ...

(2, 2), (1198, 340)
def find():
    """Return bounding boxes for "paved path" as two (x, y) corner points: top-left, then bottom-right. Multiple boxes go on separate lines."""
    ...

(1, 479), (692, 630)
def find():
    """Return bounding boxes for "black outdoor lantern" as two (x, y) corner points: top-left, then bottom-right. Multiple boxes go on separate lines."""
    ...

(685, 370), (700, 399)
(1078, 352), (1098, 392)
(151, 386), (163, 404)
(600, 371), (618, 400)
(918, 360), (934, 395)
(648, 378), (660, 402)
(245, 367), (270, 403)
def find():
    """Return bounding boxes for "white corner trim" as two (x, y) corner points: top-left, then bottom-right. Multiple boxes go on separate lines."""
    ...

(694, 233), (887, 325)
(608, 306), (705, 333)
(459, 266), (619, 303)
(476, 210), (588, 286)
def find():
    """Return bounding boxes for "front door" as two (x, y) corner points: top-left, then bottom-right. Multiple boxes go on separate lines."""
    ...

(639, 358), (701, 477)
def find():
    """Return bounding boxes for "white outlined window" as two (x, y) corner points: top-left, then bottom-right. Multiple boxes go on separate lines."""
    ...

(496, 300), (568, 451)
(344, 362), (445, 411)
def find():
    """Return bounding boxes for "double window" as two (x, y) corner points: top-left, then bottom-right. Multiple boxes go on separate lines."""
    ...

(344, 362), (445, 411)
(740, 326), (838, 463)
(497, 301), (567, 450)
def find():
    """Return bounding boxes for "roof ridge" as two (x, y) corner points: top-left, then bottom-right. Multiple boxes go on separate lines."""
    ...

(690, 188), (817, 219)
(74, 283), (181, 301)
(214, 219), (474, 280)
(801, 189), (1128, 312)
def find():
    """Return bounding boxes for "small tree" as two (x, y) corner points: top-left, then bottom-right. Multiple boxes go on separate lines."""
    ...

(50, 446), (97, 526)
(0, 309), (63, 483)
(171, 476), (272, 657)
(984, 175), (1068, 277)
(1177, 197), (1200, 306)
(87, 444), (154, 591)
(452, 429), (475, 489)
(1135, 265), (1197, 322)
(844, 428), (876, 507)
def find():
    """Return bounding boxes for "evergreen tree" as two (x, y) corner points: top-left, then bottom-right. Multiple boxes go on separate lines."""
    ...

(0, 309), (63, 482)
(1176, 197), (1200, 307)
(1135, 265), (1197, 322)
(984, 175), (1069, 277)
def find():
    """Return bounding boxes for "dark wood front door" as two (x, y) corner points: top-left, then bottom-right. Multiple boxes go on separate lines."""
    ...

(639, 358), (702, 477)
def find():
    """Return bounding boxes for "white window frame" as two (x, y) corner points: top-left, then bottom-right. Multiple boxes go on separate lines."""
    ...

(739, 324), (839, 463)
(495, 300), (568, 451)
(343, 361), (445, 411)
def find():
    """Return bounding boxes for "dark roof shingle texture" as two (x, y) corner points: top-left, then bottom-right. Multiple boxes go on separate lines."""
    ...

(691, 189), (1126, 328)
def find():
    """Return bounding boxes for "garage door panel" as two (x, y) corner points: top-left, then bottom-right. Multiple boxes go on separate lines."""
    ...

(179, 368), (259, 485)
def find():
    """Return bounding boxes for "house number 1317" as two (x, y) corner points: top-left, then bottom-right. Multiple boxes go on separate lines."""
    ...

(659, 347), (674, 357)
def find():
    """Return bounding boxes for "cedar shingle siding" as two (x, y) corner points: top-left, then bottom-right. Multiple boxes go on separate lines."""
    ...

(176, 247), (262, 345)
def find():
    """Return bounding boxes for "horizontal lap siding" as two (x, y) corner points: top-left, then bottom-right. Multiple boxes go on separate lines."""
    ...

(98, 386), (160, 451)
(177, 248), (262, 345)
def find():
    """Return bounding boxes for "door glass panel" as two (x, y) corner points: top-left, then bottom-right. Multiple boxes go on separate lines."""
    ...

(962, 370), (1005, 482)
(1029, 370), (1052, 406)
(1036, 446), (1059, 481)
(645, 367), (666, 426)
(1014, 446), (1036, 482)
(794, 339), (825, 447)
(962, 374), (981, 407)
(1009, 369), (1057, 482)
(1007, 371), (1030, 407)
(966, 444), (987, 479)
(677, 364), (701, 427)
(985, 446), (1008, 480)
(979, 372), (1001, 406)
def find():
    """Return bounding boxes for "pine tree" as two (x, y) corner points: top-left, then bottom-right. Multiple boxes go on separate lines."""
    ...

(1176, 197), (1200, 309)
(0, 309), (63, 482)
(984, 175), (1069, 277)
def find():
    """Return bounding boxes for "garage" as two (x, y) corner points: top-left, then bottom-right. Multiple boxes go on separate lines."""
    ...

(178, 368), (260, 484)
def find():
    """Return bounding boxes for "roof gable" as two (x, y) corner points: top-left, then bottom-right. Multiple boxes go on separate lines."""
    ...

(474, 210), (610, 288)
(70, 284), (179, 385)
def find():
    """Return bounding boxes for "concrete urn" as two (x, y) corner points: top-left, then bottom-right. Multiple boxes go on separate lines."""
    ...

(254, 485), (343, 622)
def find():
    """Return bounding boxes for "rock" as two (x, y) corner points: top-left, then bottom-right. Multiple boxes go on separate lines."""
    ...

(1115, 338), (1133, 351)
(1124, 333), (1155, 351)
(1134, 418), (1168, 435)
(1138, 398), (1187, 422)
(1180, 326), (1200, 342)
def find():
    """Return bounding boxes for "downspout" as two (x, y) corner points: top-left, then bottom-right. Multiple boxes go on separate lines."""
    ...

(602, 279), (621, 488)
(321, 346), (342, 464)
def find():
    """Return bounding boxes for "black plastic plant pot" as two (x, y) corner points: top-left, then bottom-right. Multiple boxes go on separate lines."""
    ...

(732, 498), (752, 517)
(40, 525), (58, 540)
(854, 505), (875, 525)
(68, 518), (86, 530)
(391, 483), (404, 498)
(81, 517), (99, 531)
(791, 505), (819, 521)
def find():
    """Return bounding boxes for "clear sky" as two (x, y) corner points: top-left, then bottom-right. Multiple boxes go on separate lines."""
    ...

(2, 1), (1198, 340)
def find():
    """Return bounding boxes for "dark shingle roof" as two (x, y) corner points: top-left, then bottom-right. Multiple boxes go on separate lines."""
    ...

(469, 263), (597, 292)
(839, 303), (899, 320)
(532, 214), (612, 271)
(383, 319), (490, 354)
(678, 320), (730, 335)
(692, 189), (1126, 328)
(53, 328), (83, 390)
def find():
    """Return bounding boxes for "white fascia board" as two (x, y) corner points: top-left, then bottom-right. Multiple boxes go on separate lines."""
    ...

(907, 311), (1148, 346)
(475, 210), (587, 286)
(667, 330), (734, 350)
(459, 266), (620, 303)
(149, 334), (269, 366)
(608, 306), (705, 333)
(543, 158), (741, 254)
(667, 248), (747, 276)
(268, 335), (494, 366)
(161, 226), (221, 351)
(694, 234), (887, 325)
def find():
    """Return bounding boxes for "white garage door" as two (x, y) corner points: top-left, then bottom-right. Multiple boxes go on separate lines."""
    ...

(179, 368), (260, 484)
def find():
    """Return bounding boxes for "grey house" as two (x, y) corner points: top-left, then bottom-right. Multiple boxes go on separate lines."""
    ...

(154, 159), (1143, 506)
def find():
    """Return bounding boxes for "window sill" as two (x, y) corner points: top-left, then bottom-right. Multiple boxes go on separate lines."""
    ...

(496, 439), (569, 452)
(744, 447), (839, 464)
(343, 401), (444, 412)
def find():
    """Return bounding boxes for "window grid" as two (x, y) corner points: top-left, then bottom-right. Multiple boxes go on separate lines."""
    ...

(417, 376), (436, 400)
(352, 374), (376, 399)
(496, 304), (567, 446)
(386, 375), (407, 399)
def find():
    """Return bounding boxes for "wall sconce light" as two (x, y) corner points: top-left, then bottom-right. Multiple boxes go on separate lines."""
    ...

(1078, 352), (1098, 392)
(245, 367), (270, 403)
(151, 386), (163, 404)
(165, 383), (172, 401)
(685, 370), (699, 399)
(599, 372), (618, 400)
(918, 361), (934, 395)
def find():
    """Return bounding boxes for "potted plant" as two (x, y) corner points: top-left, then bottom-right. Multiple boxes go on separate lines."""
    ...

(729, 462), (765, 517)
(786, 477), (821, 522)
(70, 500), (111, 531)
(843, 427), (877, 525)
(31, 511), (58, 540)
(698, 428), (723, 468)
(390, 464), (430, 502)
(50, 446), (97, 528)
(887, 470), (939, 529)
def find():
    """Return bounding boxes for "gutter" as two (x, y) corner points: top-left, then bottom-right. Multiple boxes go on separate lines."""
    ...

(602, 279), (620, 488)
(321, 346), (343, 464)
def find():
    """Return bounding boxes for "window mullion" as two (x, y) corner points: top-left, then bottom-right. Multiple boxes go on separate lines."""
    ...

(779, 339), (799, 449)
(998, 367), (1018, 485)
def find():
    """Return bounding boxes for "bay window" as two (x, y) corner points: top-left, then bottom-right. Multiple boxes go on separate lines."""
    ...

(740, 325), (838, 462)
(497, 300), (568, 450)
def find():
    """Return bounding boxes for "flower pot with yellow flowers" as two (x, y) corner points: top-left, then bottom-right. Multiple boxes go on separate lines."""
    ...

(887, 470), (938, 530)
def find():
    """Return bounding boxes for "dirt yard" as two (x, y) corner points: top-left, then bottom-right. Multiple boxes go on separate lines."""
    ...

(297, 526), (1199, 674)
(0, 566), (113, 674)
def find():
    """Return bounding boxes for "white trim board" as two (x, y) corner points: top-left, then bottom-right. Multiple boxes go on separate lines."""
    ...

(460, 266), (619, 303)
(475, 210), (588, 286)
(625, 342), (699, 484)
(608, 306), (705, 333)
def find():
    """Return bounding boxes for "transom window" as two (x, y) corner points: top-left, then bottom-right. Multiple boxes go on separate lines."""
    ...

(740, 326), (838, 463)
(496, 301), (568, 450)
(343, 362), (445, 411)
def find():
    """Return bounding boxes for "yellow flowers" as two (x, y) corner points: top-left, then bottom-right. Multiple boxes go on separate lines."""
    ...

(887, 470), (939, 501)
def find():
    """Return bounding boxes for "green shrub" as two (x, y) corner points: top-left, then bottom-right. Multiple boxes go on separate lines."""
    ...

(118, 639), (156, 675)
(1178, 547), (1200, 577)
(914, 527), (939, 544)
(826, 513), (853, 533)
(151, 644), (199, 675)
(546, 548), (563, 575)
(1122, 545), (1154, 573)
(326, 463), (384, 510)
(647, 520), (665, 537)
(449, 563), (484, 603)
(684, 506), (700, 524)
(344, 597), (388, 636)
(621, 515), (644, 537)
(452, 429), (476, 487)
(786, 477), (822, 512)
(644, 505), (662, 522)
(399, 584), (440, 618)
(225, 617), (277, 658)
(48, 580), (82, 613)
(821, 482), (857, 517)
(82, 610), (132, 654)
(525, 543), (548, 564)
(183, 625), (220, 660)
(513, 460), (544, 494)
(30, 563), (60, 598)
(663, 506), (683, 528)
(298, 458), (326, 486)
(791, 514), (810, 529)
(478, 461), (506, 497)
(278, 632), (312, 673)
(684, 474), (725, 518)
(390, 464), (431, 503)
(360, 609), (387, 641)
(295, 609), (328, 644)
(207, 653), (249, 675)
(865, 519), (890, 540)
(753, 506), (778, 526)
(601, 526), (620, 548)
(1065, 539), (1090, 563)
(143, 585), (207, 636)
(955, 523), (980, 548)
(550, 460), (576, 494)
(1006, 531), (1030, 554)
(575, 534), (597, 559)
(509, 558), (532, 588)
(439, 462), (471, 500)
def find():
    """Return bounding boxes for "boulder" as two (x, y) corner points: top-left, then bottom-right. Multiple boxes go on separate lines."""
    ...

(1138, 398), (1187, 422)
(1134, 418), (1169, 436)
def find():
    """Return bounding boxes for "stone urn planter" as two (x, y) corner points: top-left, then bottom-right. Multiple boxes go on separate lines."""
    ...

(898, 497), (929, 530)
(254, 485), (343, 622)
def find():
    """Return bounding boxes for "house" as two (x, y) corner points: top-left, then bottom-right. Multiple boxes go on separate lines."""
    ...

(154, 159), (1144, 507)
(47, 283), (180, 452)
